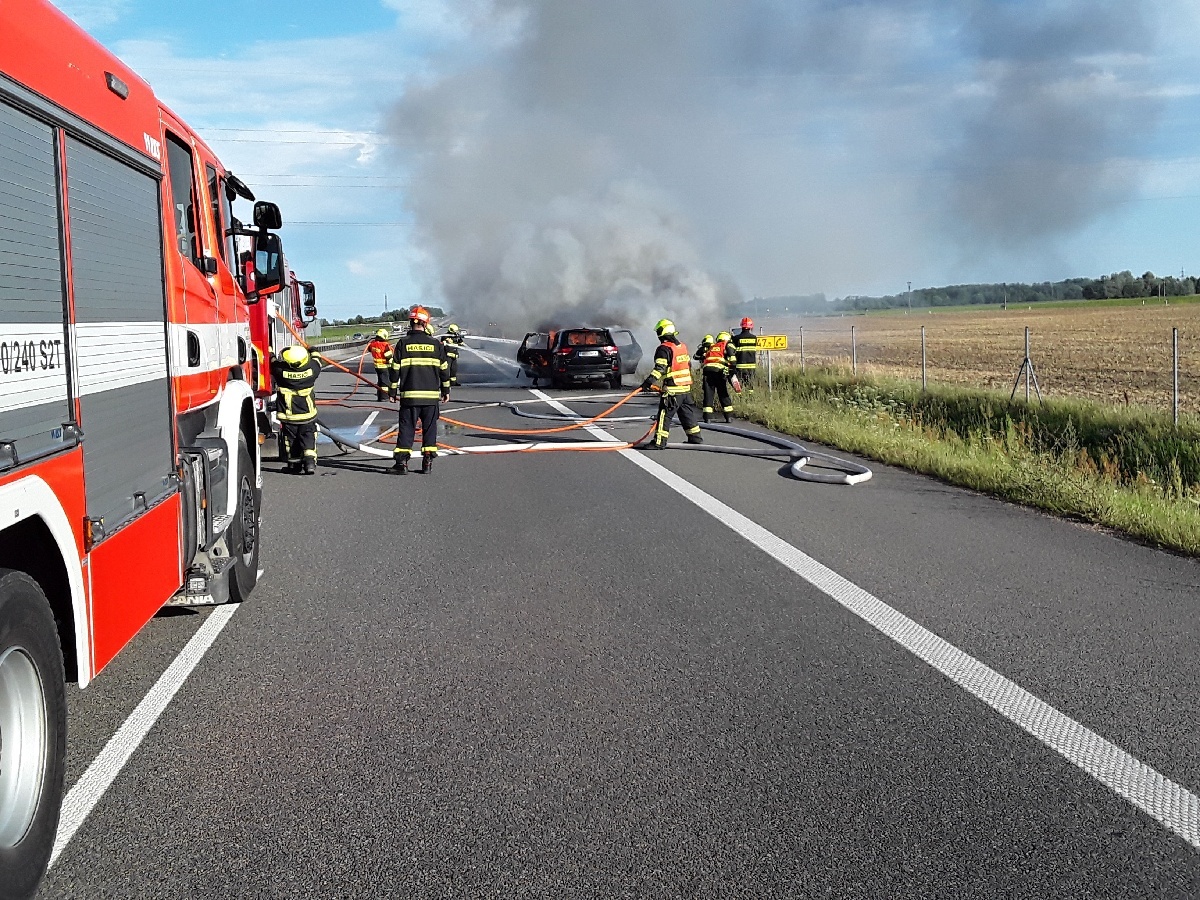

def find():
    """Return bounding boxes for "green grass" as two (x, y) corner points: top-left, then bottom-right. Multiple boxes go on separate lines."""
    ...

(315, 324), (382, 343)
(732, 367), (1200, 555)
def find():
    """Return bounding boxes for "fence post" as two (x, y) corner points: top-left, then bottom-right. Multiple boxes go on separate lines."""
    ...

(1173, 327), (1179, 426)
(799, 327), (805, 372)
(767, 349), (773, 395)
(1025, 326), (1030, 402)
(851, 325), (857, 376)
(921, 326), (927, 391)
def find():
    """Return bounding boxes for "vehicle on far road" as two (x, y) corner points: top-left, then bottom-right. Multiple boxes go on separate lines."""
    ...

(352, 332), (366, 340)
(517, 328), (625, 389)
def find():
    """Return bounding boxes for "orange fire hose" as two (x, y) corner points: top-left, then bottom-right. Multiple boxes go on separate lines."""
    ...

(279, 313), (651, 437)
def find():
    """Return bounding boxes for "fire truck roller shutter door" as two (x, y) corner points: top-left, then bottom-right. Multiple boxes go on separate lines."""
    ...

(0, 101), (74, 465)
(66, 137), (175, 534)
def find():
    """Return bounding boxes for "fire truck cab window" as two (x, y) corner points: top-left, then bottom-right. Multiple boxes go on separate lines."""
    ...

(165, 133), (201, 266)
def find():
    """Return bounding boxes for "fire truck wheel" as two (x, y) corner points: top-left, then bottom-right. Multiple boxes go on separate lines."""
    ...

(228, 437), (261, 604)
(0, 569), (66, 900)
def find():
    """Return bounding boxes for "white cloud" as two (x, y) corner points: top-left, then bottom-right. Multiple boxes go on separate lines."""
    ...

(50, 0), (130, 29)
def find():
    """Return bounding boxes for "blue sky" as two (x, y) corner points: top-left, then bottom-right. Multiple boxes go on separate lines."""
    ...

(51, 0), (1200, 323)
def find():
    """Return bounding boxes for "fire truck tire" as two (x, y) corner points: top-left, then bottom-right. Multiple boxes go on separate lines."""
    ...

(228, 437), (261, 604)
(0, 569), (66, 900)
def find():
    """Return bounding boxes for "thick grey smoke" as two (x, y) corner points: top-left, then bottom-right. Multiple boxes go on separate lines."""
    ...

(388, 0), (1163, 328)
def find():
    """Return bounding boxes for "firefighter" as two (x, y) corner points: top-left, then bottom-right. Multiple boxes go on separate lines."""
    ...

(702, 331), (734, 423)
(693, 334), (714, 367)
(366, 328), (393, 401)
(444, 323), (465, 386)
(390, 306), (450, 474)
(640, 319), (703, 449)
(271, 345), (322, 475)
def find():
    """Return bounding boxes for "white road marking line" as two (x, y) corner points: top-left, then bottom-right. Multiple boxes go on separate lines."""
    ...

(460, 343), (516, 375)
(49, 603), (240, 869)
(529, 389), (622, 443)
(355, 410), (380, 437)
(615, 446), (1200, 849)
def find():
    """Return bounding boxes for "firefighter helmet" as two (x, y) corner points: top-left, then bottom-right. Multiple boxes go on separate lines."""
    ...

(654, 319), (677, 338)
(410, 306), (431, 326)
(375, 328), (388, 339)
(281, 345), (310, 367)
(447, 323), (460, 334)
(740, 317), (754, 330)
(702, 334), (714, 345)
(717, 331), (731, 343)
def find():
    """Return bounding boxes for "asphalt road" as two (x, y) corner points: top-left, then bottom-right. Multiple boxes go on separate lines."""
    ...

(40, 340), (1200, 898)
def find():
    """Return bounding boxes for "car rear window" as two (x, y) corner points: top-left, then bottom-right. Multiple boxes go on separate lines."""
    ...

(563, 329), (610, 347)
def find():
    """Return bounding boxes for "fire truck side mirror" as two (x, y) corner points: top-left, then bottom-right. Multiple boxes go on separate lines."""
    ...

(253, 232), (284, 297)
(253, 201), (282, 230)
(300, 281), (317, 320)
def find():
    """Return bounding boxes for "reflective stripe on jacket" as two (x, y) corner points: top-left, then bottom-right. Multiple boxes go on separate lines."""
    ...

(270, 355), (322, 422)
(367, 338), (393, 369)
(390, 330), (450, 406)
(648, 339), (693, 394)
(732, 330), (757, 369)
(703, 340), (729, 372)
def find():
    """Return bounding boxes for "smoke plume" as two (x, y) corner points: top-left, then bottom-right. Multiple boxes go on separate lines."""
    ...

(388, 0), (1163, 330)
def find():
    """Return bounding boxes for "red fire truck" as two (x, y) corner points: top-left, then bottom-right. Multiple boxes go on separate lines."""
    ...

(0, 2), (287, 894)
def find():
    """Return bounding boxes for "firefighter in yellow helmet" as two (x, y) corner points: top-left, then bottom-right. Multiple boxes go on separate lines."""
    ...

(640, 319), (703, 449)
(693, 334), (714, 366)
(702, 331), (734, 423)
(443, 323), (465, 386)
(366, 328), (393, 401)
(270, 344), (323, 475)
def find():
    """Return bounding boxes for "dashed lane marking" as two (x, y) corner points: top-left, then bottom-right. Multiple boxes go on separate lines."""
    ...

(50, 603), (241, 868)
(535, 389), (1200, 852)
(355, 410), (379, 437)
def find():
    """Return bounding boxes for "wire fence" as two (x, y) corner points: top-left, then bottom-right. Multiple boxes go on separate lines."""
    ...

(762, 308), (1200, 420)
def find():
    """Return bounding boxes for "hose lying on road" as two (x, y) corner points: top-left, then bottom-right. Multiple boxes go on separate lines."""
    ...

(284, 314), (870, 482)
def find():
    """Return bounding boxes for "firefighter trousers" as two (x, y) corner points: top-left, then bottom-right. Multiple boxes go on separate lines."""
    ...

(280, 420), (317, 463)
(447, 356), (459, 386)
(374, 366), (391, 401)
(654, 392), (701, 446)
(395, 404), (439, 459)
(702, 370), (733, 419)
(737, 368), (755, 391)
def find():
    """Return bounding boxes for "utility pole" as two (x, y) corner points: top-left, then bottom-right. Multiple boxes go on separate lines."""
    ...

(907, 281), (912, 309)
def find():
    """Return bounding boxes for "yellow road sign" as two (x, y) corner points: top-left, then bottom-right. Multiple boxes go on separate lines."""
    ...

(756, 334), (788, 350)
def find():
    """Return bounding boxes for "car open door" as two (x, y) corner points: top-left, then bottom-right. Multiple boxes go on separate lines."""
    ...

(611, 328), (642, 374)
(517, 332), (552, 378)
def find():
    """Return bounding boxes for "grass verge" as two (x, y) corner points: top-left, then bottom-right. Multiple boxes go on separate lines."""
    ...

(732, 367), (1200, 555)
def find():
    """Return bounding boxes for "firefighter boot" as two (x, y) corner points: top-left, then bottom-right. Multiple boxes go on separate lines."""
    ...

(392, 458), (408, 475)
(421, 452), (435, 475)
(303, 458), (316, 476)
(687, 432), (704, 445)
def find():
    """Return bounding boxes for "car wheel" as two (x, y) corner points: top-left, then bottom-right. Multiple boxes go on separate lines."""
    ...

(227, 435), (261, 603)
(0, 569), (66, 900)
(609, 374), (622, 389)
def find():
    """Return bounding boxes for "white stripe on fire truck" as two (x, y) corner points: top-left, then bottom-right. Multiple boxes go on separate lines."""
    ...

(74, 322), (168, 396)
(167, 321), (250, 376)
(0, 322), (70, 415)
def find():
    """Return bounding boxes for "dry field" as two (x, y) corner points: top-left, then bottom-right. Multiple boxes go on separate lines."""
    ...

(758, 300), (1200, 413)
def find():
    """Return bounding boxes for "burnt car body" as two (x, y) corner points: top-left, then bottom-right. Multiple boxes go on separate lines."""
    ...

(517, 327), (627, 388)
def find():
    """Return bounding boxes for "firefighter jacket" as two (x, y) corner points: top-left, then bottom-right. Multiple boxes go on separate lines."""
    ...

(731, 329), (758, 370)
(703, 340), (730, 373)
(693, 341), (711, 364)
(367, 338), (393, 370)
(443, 335), (461, 363)
(390, 329), (450, 406)
(645, 337), (693, 395)
(270, 354), (322, 423)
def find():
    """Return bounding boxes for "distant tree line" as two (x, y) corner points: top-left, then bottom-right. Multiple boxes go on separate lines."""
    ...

(828, 272), (1197, 312)
(322, 306), (446, 327)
